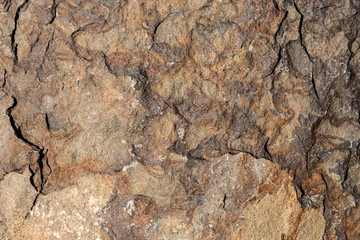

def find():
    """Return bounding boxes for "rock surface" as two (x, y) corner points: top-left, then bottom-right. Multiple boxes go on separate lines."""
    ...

(0, 0), (359, 239)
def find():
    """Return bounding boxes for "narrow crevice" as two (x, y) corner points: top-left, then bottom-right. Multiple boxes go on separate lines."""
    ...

(25, 191), (41, 219)
(263, 138), (273, 161)
(6, 96), (39, 150)
(6, 96), (51, 216)
(346, 19), (358, 68)
(305, 140), (316, 172)
(272, 0), (279, 10)
(320, 173), (329, 227)
(45, 113), (50, 132)
(310, 75), (320, 100)
(265, 10), (287, 78)
(152, 20), (163, 41)
(4, 0), (12, 12)
(297, 184), (307, 209)
(152, 14), (171, 43)
(1, 69), (6, 88)
(222, 194), (227, 209)
(341, 150), (352, 187)
(29, 32), (41, 55)
(228, 149), (262, 160)
(274, 11), (288, 44)
(70, 23), (95, 42)
(48, 0), (58, 24)
(268, 48), (282, 79)
(28, 165), (37, 190)
(11, 0), (29, 64)
(345, 10), (359, 90)
(38, 149), (46, 190)
(293, 1), (320, 101)
(45, 153), (52, 177)
(293, 2), (304, 44)
(26, 149), (49, 218)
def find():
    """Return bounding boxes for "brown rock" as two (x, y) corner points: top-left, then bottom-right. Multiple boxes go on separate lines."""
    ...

(0, 0), (359, 239)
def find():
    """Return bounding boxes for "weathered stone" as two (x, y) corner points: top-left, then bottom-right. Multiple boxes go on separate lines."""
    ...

(295, 207), (326, 240)
(0, 168), (37, 239)
(0, 0), (359, 239)
(15, 174), (116, 240)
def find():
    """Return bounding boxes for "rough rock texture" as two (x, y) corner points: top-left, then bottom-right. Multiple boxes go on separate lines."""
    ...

(0, 0), (359, 239)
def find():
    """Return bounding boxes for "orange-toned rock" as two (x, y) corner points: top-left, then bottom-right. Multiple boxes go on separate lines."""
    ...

(0, 0), (359, 239)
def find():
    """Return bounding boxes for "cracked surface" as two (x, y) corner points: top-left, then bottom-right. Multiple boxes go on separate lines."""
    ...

(0, 0), (359, 239)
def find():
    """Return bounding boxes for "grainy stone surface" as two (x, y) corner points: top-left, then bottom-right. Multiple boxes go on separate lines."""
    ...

(0, 0), (359, 239)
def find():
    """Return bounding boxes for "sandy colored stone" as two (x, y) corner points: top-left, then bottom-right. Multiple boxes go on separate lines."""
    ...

(236, 177), (301, 240)
(190, 153), (303, 240)
(295, 207), (326, 240)
(0, 169), (37, 239)
(15, 174), (116, 240)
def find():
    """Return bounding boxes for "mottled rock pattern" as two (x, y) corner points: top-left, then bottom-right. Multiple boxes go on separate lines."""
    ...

(0, 0), (359, 239)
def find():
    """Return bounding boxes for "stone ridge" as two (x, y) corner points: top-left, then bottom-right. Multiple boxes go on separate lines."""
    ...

(0, 0), (359, 239)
